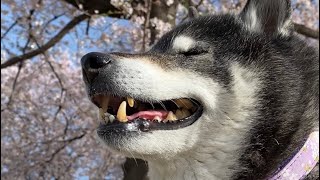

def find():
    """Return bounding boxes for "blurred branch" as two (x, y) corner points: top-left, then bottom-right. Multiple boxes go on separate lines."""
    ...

(85, 17), (91, 35)
(44, 133), (86, 163)
(195, 0), (204, 9)
(294, 23), (319, 39)
(1, 14), (90, 69)
(63, 0), (125, 17)
(1, 9), (34, 107)
(31, 33), (66, 124)
(142, 0), (152, 51)
(63, 113), (70, 136)
(41, 13), (66, 34)
(149, 0), (179, 45)
(6, 62), (23, 108)
(1, 17), (21, 41)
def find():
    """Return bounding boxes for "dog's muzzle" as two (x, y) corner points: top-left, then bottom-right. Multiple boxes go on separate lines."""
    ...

(81, 52), (203, 133)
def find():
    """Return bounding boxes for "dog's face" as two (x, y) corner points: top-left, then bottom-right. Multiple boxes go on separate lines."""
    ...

(81, 0), (292, 160)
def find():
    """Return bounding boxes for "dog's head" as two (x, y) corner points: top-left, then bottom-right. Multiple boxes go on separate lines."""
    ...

(81, 0), (293, 160)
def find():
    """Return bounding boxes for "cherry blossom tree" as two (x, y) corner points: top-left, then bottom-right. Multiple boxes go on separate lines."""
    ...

(1, 0), (318, 179)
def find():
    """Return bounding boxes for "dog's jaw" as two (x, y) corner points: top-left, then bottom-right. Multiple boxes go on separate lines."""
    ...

(95, 57), (221, 158)
(93, 57), (262, 179)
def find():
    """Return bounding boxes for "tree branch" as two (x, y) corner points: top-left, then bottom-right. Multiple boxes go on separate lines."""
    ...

(41, 13), (66, 34)
(6, 62), (23, 108)
(1, 14), (90, 69)
(63, 0), (124, 17)
(31, 36), (66, 123)
(85, 17), (91, 35)
(44, 133), (86, 163)
(5, 10), (34, 108)
(293, 23), (319, 39)
(1, 17), (20, 41)
(142, 0), (152, 52)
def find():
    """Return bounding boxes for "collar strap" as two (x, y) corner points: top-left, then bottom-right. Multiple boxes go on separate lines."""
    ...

(268, 131), (319, 180)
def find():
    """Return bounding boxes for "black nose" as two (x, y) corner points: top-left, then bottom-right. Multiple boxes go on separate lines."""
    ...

(81, 52), (111, 84)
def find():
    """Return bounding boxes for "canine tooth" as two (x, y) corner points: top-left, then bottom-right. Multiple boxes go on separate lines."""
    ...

(174, 99), (193, 109)
(127, 97), (134, 107)
(117, 101), (128, 122)
(154, 116), (162, 122)
(165, 111), (177, 121)
(176, 109), (191, 119)
(109, 115), (115, 123)
(101, 96), (110, 112)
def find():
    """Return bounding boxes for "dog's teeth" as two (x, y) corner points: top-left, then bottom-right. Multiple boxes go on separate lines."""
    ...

(175, 109), (183, 119)
(127, 97), (134, 107)
(117, 101), (128, 122)
(99, 109), (109, 124)
(154, 116), (162, 122)
(181, 108), (191, 117)
(101, 95), (110, 112)
(109, 115), (115, 123)
(104, 115), (109, 124)
(176, 108), (191, 119)
(174, 99), (193, 109)
(165, 111), (177, 121)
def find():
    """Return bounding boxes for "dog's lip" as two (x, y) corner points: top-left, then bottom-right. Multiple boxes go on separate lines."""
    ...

(89, 92), (204, 133)
(97, 105), (203, 133)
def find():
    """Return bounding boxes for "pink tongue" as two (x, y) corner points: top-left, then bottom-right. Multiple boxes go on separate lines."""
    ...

(127, 110), (168, 121)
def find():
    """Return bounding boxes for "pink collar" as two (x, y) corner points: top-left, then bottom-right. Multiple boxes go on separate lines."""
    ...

(268, 131), (319, 180)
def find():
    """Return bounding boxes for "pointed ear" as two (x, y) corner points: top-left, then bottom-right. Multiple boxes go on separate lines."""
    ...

(239, 0), (293, 36)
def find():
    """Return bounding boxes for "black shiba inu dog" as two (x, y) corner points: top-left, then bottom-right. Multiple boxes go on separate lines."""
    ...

(81, 0), (319, 179)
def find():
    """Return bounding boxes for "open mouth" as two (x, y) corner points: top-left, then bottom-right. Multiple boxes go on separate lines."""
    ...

(91, 94), (203, 132)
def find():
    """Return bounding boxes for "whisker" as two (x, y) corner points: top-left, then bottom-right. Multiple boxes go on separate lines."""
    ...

(159, 101), (168, 111)
(149, 102), (155, 110)
(222, 111), (233, 121)
(127, 138), (138, 166)
(138, 151), (148, 168)
(170, 99), (179, 108)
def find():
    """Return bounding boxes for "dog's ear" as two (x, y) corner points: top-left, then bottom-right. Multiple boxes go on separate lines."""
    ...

(239, 0), (292, 36)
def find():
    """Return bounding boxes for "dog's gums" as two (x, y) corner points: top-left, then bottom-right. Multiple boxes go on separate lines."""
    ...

(91, 94), (203, 131)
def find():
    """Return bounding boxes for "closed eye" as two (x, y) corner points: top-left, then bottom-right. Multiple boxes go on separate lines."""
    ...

(180, 46), (209, 56)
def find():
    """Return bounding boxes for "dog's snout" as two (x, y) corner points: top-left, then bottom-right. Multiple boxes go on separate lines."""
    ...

(81, 52), (112, 84)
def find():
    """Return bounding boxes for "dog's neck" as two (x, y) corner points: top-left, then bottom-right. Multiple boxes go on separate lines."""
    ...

(147, 156), (233, 180)
(146, 114), (248, 180)
(267, 131), (319, 180)
(147, 131), (319, 180)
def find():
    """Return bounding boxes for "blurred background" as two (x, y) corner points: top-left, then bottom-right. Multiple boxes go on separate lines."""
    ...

(1, 0), (319, 179)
